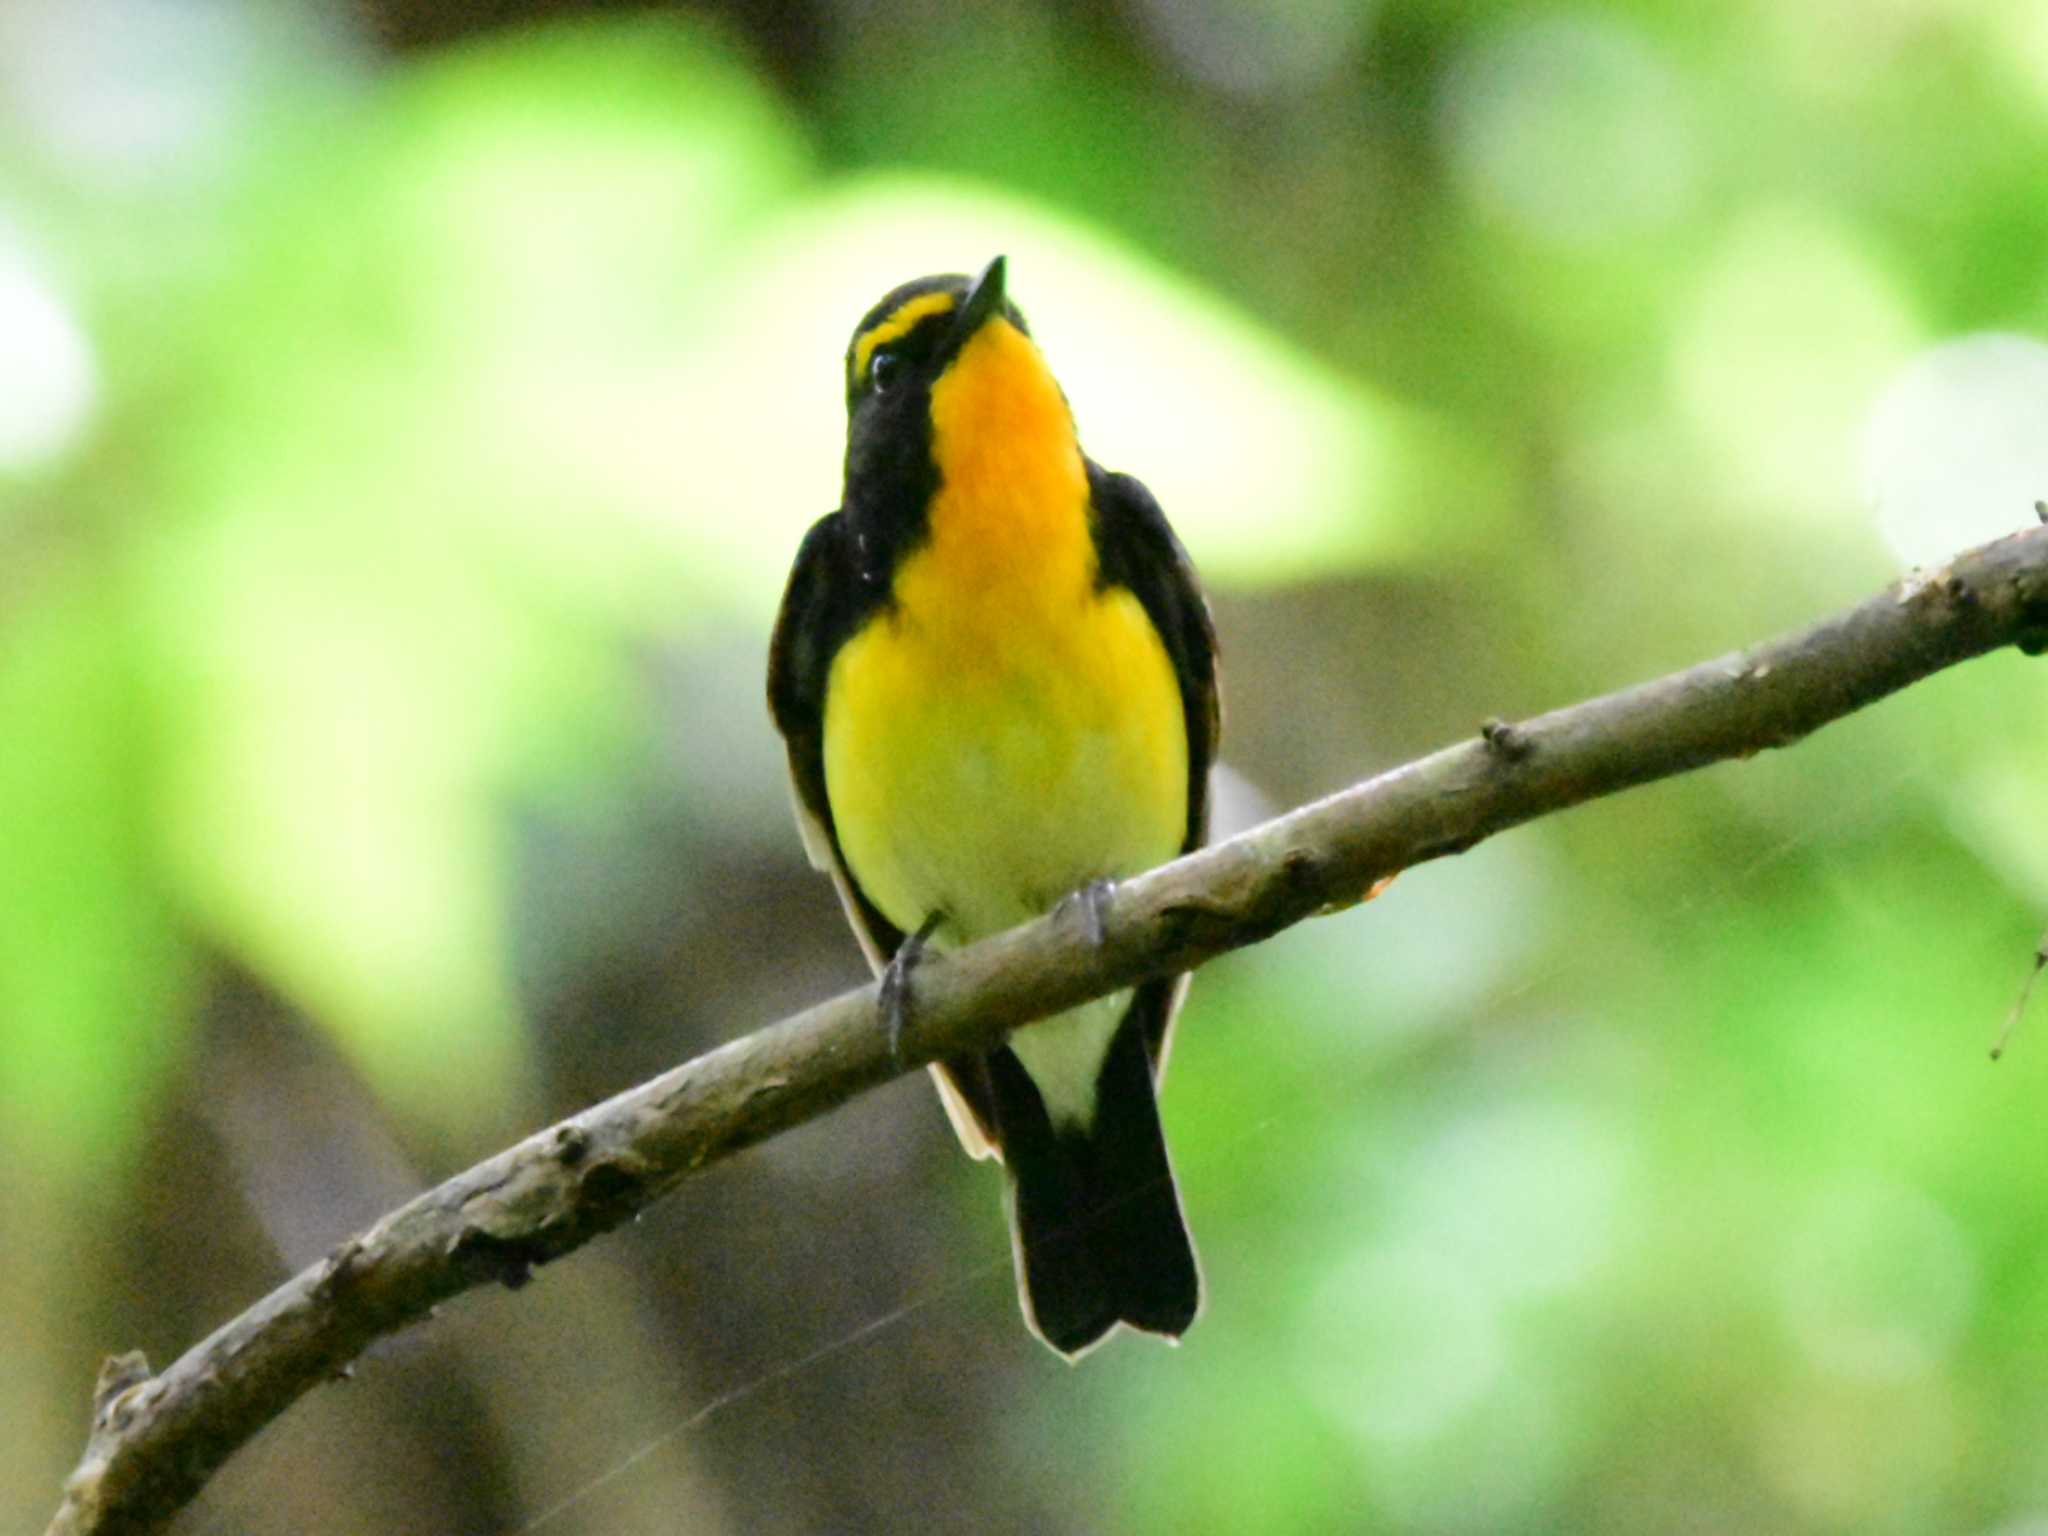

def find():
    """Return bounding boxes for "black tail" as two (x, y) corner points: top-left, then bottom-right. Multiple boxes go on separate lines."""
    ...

(987, 1018), (1201, 1357)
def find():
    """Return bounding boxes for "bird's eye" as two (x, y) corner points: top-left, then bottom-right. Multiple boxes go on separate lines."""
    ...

(868, 350), (902, 392)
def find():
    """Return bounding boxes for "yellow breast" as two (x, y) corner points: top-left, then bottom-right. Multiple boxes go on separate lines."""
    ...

(822, 319), (1188, 946)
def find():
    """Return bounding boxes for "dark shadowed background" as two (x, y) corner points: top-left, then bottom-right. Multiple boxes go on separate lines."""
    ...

(7, 1), (2048, 1531)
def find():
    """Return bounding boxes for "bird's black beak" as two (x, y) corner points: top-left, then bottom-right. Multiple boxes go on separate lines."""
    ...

(942, 255), (1008, 362)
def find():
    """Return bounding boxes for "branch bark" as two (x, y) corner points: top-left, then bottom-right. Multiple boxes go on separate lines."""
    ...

(47, 524), (2048, 1536)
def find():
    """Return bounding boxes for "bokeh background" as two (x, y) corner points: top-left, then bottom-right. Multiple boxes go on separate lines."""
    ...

(8, 0), (2048, 1531)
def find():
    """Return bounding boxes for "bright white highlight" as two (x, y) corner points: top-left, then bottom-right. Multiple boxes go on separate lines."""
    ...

(1865, 333), (2048, 569)
(0, 238), (99, 469)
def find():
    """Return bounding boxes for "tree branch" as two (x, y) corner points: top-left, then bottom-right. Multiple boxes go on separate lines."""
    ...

(47, 524), (2048, 1536)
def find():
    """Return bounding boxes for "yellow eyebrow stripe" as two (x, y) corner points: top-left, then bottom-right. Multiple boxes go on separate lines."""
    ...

(851, 292), (958, 384)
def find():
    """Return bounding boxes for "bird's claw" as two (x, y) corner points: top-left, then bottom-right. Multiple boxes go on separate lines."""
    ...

(1060, 878), (1117, 949)
(880, 913), (943, 1066)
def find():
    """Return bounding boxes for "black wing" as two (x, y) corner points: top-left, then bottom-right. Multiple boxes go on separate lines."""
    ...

(767, 512), (1002, 1155)
(1088, 464), (1220, 853)
(767, 510), (903, 959)
(1087, 464), (1222, 1071)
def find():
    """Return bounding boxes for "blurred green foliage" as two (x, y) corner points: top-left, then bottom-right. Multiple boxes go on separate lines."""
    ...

(4, 1), (2048, 1532)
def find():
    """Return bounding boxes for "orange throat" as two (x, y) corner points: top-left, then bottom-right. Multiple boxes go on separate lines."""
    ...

(914, 317), (1091, 603)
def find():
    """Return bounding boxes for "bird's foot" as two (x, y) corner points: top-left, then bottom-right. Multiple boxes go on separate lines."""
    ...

(880, 913), (944, 1067)
(1058, 878), (1117, 949)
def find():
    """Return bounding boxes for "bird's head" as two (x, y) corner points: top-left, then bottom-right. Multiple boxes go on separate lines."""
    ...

(840, 257), (1074, 520)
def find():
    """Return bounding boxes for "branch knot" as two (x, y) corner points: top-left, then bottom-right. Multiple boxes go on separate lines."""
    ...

(1480, 717), (1532, 762)
(90, 1353), (153, 1432)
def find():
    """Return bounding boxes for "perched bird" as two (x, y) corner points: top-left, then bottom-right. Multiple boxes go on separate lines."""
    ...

(768, 257), (1219, 1357)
